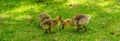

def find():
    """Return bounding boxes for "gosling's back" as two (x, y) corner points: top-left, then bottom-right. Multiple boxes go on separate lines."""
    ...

(39, 13), (51, 22)
(71, 14), (91, 25)
(40, 19), (57, 27)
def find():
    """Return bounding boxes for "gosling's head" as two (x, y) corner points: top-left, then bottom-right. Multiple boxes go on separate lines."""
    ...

(63, 19), (71, 25)
(62, 19), (71, 29)
(55, 16), (62, 23)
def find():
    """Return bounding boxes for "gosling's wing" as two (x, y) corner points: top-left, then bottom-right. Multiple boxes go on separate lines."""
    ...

(78, 16), (91, 25)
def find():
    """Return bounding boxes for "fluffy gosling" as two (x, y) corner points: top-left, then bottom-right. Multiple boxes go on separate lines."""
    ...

(62, 14), (91, 32)
(40, 16), (62, 34)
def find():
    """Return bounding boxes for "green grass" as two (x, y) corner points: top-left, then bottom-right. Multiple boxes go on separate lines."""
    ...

(0, 0), (120, 41)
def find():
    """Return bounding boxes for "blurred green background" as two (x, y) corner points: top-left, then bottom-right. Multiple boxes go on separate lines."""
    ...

(0, 0), (120, 41)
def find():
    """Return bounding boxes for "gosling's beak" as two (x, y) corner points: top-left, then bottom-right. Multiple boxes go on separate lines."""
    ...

(59, 16), (63, 22)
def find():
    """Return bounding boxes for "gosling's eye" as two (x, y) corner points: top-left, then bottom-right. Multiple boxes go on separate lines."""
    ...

(62, 24), (65, 25)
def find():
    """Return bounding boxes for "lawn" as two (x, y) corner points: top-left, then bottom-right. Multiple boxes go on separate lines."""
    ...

(0, 0), (120, 41)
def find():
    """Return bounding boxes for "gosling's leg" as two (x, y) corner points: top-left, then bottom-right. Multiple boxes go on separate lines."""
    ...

(62, 26), (64, 29)
(62, 24), (65, 29)
(76, 20), (80, 32)
(48, 25), (52, 33)
(45, 29), (48, 34)
(84, 26), (87, 32)
(77, 25), (80, 32)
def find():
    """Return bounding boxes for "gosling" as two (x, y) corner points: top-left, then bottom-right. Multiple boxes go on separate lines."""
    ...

(62, 14), (91, 32)
(40, 16), (62, 34)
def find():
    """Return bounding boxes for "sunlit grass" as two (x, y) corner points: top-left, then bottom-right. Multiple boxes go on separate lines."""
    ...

(97, 1), (112, 7)
(0, 0), (120, 41)
(1, 4), (45, 14)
